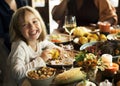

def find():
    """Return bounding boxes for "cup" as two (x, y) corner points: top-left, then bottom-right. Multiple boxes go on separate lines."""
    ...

(110, 25), (120, 34)
(101, 54), (112, 64)
(98, 22), (110, 35)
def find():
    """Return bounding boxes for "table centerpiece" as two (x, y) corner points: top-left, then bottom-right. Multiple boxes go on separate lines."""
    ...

(74, 50), (107, 83)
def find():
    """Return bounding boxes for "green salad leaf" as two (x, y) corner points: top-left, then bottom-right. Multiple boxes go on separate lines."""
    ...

(75, 51), (86, 62)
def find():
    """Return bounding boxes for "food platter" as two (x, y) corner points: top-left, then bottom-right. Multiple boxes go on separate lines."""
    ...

(107, 34), (116, 40)
(46, 50), (76, 69)
(46, 57), (74, 69)
(107, 34), (120, 40)
(80, 40), (120, 58)
(72, 32), (107, 50)
(54, 67), (86, 85)
(47, 34), (74, 44)
(46, 62), (73, 69)
(80, 42), (120, 64)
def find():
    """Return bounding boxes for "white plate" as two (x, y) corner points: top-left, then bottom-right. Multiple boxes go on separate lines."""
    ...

(80, 41), (97, 50)
(107, 34), (120, 40)
(107, 34), (116, 40)
(47, 34), (73, 44)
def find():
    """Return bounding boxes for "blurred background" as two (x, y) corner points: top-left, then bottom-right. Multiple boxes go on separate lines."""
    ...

(28, 0), (120, 34)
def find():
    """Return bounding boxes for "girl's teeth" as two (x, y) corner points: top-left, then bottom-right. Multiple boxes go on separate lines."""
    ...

(31, 31), (36, 35)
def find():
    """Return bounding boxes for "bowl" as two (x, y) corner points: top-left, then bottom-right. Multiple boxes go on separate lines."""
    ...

(80, 41), (97, 50)
(75, 80), (97, 86)
(26, 67), (56, 86)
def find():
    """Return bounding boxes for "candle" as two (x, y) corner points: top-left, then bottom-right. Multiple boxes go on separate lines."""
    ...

(98, 22), (110, 33)
(102, 63), (119, 79)
(101, 54), (112, 63)
(105, 63), (119, 74)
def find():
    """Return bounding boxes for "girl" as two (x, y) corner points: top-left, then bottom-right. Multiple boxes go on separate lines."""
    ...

(4, 6), (62, 86)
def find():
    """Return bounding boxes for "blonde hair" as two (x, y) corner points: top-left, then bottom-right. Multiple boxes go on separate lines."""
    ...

(9, 6), (47, 43)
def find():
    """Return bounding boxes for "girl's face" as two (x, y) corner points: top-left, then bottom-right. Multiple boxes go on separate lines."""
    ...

(20, 11), (42, 42)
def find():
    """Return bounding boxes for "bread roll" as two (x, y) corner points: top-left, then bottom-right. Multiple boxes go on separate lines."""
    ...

(54, 67), (86, 84)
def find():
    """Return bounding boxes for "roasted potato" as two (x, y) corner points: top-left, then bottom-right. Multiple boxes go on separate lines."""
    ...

(79, 36), (88, 44)
(89, 37), (98, 42)
(100, 34), (107, 41)
(87, 34), (99, 41)
(73, 27), (89, 37)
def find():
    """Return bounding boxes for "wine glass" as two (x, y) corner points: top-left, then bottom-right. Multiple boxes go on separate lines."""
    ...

(63, 15), (77, 41)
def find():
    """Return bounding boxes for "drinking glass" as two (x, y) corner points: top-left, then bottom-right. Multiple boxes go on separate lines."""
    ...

(61, 45), (75, 71)
(63, 15), (77, 41)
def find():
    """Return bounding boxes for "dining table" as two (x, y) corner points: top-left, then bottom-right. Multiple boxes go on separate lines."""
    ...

(50, 26), (120, 85)
(22, 26), (120, 86)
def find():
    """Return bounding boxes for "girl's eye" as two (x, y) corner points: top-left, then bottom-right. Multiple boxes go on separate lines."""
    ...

(21, 23), (28, 28)
(33, 20), (39, 24)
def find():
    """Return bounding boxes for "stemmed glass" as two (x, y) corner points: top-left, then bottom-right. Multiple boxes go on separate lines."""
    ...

(63, 15), (77, 41)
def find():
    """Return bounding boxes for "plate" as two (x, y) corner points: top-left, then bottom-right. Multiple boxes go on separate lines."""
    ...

(80, 41), (97, 50)
(47, 34), (74, 44)
(46, 63), (73, 69)
(107, 34), (116, 40)
(75, 80), (98, 86)
(46, 59), (74, 69)
(107, 34), (120, 40)
(46, 50), (78, 69)
(80, 41), (120, 61)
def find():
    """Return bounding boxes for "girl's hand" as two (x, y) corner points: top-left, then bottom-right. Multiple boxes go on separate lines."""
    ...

(41, 49), (52, 62)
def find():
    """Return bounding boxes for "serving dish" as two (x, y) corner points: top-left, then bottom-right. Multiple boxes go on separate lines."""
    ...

(26, 67), (56, 86)
(46, 57), (74, 69)
(80, 41), (97, 50)
(75, 80), (98, 86)
(46, 62), (73, 69)
(107, 34), (116, 40)
(107, 34), (120, 41)
(47, 34), (74, 45)
(72, 32), (107, 50)
(54, 67), (86, 85)
(80, 40), (120, 56)
(46, 50), (77, 69)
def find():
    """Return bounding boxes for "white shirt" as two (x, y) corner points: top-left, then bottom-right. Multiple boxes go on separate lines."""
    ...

(4, 39), (57, 86)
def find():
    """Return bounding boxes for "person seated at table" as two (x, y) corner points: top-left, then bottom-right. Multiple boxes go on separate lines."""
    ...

(3, 6), (62, 86)
(0, 0), (28, 85)
(52, 0), (118, 29)
(0, 0), (28, 52)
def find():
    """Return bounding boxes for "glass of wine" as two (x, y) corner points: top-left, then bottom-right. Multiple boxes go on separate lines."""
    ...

(63, 15), (77, 41)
